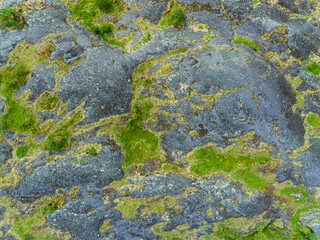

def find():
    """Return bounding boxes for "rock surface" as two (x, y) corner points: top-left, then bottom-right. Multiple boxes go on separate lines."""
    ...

(0, 0), (319, 239)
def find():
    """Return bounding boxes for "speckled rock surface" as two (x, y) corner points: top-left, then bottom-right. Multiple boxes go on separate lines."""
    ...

(0, 0), (320, 239)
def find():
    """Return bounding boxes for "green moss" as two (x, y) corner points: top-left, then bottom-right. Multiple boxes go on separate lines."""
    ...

(306, 113), (320, 128)
(13, 196), (64, 240)
(45, 129), (71, 151)
(116, 97), (160, 167)
(234, 170), (267, 191)
(92, 22), (114, 39)
(152, 223), (186, 240)
(0, 100), (37, 133)
(0, 7), (24, 30)
(36, 92), (60, 111)
(95, 0), (118, 13)
(190, 145), (270, 175)
(85, 146), (97, 155)
(188, 144), (272, 190)
(16, 144), (35, 158)
(161, 3), (186, 29)
(70, 0), (98, 27)
(69, 0), (124, 48)
(0, 63), (29, 98)
(117, 124), (159, 167)
(233, 36), (262, 52)
(0, 42), (54, 133)
(306, 61), (320, 76)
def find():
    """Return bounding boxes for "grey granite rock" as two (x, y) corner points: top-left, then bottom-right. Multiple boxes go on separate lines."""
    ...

(0, 143), (13, 166)
(58, 46), (133, 123)
(17, 67), (57, 101)
(140, 2), (167, 24)
(16, 136), (124, 198)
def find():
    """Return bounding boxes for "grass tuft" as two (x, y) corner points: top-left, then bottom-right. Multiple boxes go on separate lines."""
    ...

(161, 3), (186, 29)
(45, 130), (71, 152)
(306, 61), (320, 76)
(233, 36), (262, 52)
(37, 92), (60, 111)
(0, 7), (24, 30)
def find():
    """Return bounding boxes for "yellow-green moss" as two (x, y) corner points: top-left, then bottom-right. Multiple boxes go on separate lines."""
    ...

(12, 195), (65, 240)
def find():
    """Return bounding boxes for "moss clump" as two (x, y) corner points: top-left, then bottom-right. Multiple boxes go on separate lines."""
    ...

(16, 144), (35, 158)
(92, 22), (114, 40)
(117, 124), (159, 167)
(0, 42), (54, 133)
(305, 112), (320, 136)
(188, 144), (272, 190)
(0, 63), (29, 98)
(45, 130), (71, 152)
(0, 7), (24, 30)
(85, 146), (97, 155)
(37, 92), (60, 111)
(44, 111), (82, 151)
(70, 0), (122, 47)
(96, 0), (118, 13)
(0, 100), (37, 133)
(13, 196), (64, 240)
(306, 61), (320, 76)
(116, 97), (160, 167)
(161, 3), (186, 29)
(233, 36), (262, 52)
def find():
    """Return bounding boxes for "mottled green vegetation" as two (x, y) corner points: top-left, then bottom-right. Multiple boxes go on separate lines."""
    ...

(69, 0), (123, 47)
(92, 22), (114, 40)
(86, 146), (97, 155)
(36, 92), (60, 111)
(233, 36), (262, 52)
(161, 2), (186, 29)
(204, 214), (318, 240)
(45, 129), (72, 152)
(117, 97), (160, 167)
(306, 113), (320, 128)
(273, 182), (320, 239)
(152, 223), (186, 240)
(253, 0), (261, 8)
(13, 195), (65, 240)
(16, 143), (35, 158)
(188, 143), (272, 190)
(306, 61), (320, 76)
(44, 111), (82, 151)
(95, 0), (117, 13)
(305, 112), (320, 136)
(117, 196), (177, 218)
(0, 7), (24, 30)
(115, 49), (188, 169)
(0, 41), (55, 133)
(0, 100), (37, 133)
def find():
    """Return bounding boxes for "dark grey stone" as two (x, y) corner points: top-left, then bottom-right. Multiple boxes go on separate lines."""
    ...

(16, 136), (124, 198)
(117, 11), (139, 27)
(58, 47), (133, 123)
(0, 143), (13, 166)
(24, 7), (71, 43)
(17, 67), (56, 101)
(140, 2), (167, 24)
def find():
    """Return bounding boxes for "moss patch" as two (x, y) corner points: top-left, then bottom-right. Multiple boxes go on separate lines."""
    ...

(233, 36), (262, 52)
(187, 142), (273, 191)
(36, 92), (60, 112)
(306, 61), (320, 76)
(161, 2), (186, 29)
(0, 41), (55, 133)
(12, 195), (65, 240)
(0, 7), (24, 30)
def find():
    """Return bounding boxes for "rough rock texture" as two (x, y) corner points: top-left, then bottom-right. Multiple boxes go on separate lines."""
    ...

(0, 0), (320, 239)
